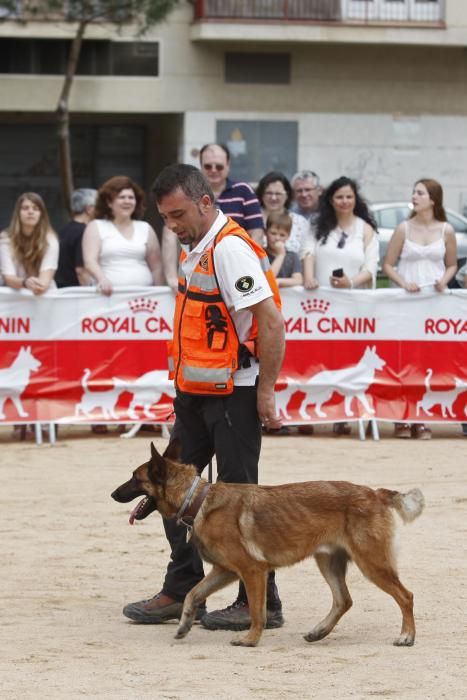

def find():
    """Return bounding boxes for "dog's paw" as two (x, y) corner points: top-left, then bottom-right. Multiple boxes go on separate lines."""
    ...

(393, 633), (414, 647)
(230, 634), (259, 647)
(304, 628), (328, 643)
(175, 624), (190, 640)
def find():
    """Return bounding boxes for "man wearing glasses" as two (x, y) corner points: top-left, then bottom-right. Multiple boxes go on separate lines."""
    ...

(199, 143), (264, 244)
(291, 170), (322, 225)
(162, 143), (263, 292)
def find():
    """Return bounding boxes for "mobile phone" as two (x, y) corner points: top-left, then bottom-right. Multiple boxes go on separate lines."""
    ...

(332, 268), (344, 278)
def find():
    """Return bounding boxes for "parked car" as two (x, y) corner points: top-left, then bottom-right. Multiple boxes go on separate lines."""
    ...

(370, 202), (467, 268)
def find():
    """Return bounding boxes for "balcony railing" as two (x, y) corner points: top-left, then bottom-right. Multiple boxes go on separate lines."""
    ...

(193, 1), (445, 25)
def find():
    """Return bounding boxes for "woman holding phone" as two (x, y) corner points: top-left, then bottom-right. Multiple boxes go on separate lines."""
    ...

(302, 176), (379, 436)
(303, 176), (379, 290)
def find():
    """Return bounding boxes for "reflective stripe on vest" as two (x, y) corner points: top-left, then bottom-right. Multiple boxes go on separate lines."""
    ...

(189, 271), (218, 291)
(183, 365), (232, 384)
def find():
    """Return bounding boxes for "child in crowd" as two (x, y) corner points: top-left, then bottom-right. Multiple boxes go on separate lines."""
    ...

(263, 211), (303, 437)
(264, 211), (303, 287)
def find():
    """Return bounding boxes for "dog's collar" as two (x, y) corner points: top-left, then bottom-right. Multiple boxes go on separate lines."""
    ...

(176, 477), (211, 526)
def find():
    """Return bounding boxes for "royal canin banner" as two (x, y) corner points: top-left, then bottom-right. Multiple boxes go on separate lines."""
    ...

(0, 287), (466, 426)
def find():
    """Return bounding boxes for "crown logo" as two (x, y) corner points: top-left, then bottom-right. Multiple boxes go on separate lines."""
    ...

(300, 298), (330, 315)
(128, 297), (158, 314)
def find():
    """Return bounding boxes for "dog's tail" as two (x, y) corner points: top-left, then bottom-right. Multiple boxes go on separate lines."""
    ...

(424, 368), (433, 391)
(81, 368), (91, 391)
(377, 488), (425, 524)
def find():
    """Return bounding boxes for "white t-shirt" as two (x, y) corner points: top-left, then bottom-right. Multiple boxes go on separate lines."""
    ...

(95, 219), (153, 286)
(181, 211), (273, 385)
(0, 231), (59, 287)
(304, 217), (379, 288)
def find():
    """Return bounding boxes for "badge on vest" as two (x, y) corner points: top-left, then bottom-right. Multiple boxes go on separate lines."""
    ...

(235, 276), (254, 293)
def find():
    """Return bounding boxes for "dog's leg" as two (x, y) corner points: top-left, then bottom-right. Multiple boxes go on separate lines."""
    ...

(298, 398), (310, 420)
(343, 395), (355, 417)
(231, 571), (267, 648)
(175, 566), (237, 640)
(358, 393), (375, 415)
(305, 549), (352, 643)
(352, 549), (415, 646)
(127, 406), (139, 420)
(11, 396), (28, 418)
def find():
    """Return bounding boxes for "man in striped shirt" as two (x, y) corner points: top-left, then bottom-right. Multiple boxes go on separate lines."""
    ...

(162, 144), (264, 291)
(199, 143), (264, 244)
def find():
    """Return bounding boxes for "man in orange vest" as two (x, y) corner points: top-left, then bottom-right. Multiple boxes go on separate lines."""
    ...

(123, 163), (286, 632)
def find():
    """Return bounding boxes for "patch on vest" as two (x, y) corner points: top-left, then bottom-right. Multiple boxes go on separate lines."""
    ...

(199, 253), (209, 271)
(235, 276), (254, 293)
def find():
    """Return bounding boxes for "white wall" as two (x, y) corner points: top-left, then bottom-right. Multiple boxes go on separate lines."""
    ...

(184, 111), (467, 213)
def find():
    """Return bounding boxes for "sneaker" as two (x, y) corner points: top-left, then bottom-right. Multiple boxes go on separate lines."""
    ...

(411, 424), (432, 440)
(123, 591), (206, 624)
(394, 423), (411, 439)
(333, 422), (351, 436)
(200, 600), (284, 631)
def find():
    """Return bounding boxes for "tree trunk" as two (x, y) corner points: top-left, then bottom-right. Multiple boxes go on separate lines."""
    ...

(56, 20), (87, 217)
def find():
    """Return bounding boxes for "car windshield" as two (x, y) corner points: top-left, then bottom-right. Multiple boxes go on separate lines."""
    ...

(373, 206), (410, 229)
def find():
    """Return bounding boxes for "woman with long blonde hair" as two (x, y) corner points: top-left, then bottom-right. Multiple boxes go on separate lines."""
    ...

(383, 178), (457, 439)
(0, 192), (58, 294)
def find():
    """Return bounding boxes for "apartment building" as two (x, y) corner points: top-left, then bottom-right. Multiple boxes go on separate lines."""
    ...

(1, 0), (466, 224)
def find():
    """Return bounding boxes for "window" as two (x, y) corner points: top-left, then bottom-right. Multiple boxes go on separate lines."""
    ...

(216, 120), (298, 183)
(225, 52), (290, 85)
(0, 39), (159, 76)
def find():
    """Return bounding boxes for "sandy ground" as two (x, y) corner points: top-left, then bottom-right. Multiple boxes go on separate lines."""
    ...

(1, 422), (466, 700)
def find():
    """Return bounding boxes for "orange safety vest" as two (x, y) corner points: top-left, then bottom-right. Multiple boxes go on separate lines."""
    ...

(167, 217), (282, 395)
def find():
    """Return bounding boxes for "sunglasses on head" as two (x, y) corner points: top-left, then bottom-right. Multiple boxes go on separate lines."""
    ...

(337, 231), (348, 249)
(203, 163), (225, 172)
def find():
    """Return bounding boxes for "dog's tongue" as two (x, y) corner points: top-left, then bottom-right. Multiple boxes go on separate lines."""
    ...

(129, 497), (147, 525)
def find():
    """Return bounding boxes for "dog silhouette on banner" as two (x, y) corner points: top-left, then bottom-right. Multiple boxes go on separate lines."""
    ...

(290, 346), (386, 419)
(74, 367), (175, 426)
(416, 369), (467, 418)
(0, 347), (41, 420)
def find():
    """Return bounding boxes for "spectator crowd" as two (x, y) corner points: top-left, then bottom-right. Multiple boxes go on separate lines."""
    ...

(1, 144), (466, 439)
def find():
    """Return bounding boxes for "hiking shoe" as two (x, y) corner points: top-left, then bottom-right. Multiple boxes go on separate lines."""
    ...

(394, 423), (411, 439)
(200, 600), (284, 631)
(411, 424), (432, 440)
(123, 592), (206, 624)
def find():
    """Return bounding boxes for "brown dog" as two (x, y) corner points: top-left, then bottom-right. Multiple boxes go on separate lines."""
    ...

(111, 441), (424, 648)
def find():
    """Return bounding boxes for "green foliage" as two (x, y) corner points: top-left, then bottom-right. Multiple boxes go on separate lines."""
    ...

(0, 0), (180, 31)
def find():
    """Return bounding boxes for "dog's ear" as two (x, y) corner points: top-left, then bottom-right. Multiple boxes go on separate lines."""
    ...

(163, 437), (182, 463)
(148, 441), (167, 485)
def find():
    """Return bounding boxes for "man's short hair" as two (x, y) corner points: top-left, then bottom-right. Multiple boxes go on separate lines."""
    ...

(151, 164), (215, 204)
(71, 188), (97, 214)
(291, 170), (320, 188)
(199, 143), (231, 163)
(266, 211), (292, 234)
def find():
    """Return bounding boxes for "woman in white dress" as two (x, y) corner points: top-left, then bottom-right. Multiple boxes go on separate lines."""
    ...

(0, 192), (58, 294)
(383, 178), (457, 440)
(302, 176), (379, 436)
(303, 176), (379, 291)
(256, 171), (310, 257)
(83, 175), (163, 295)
